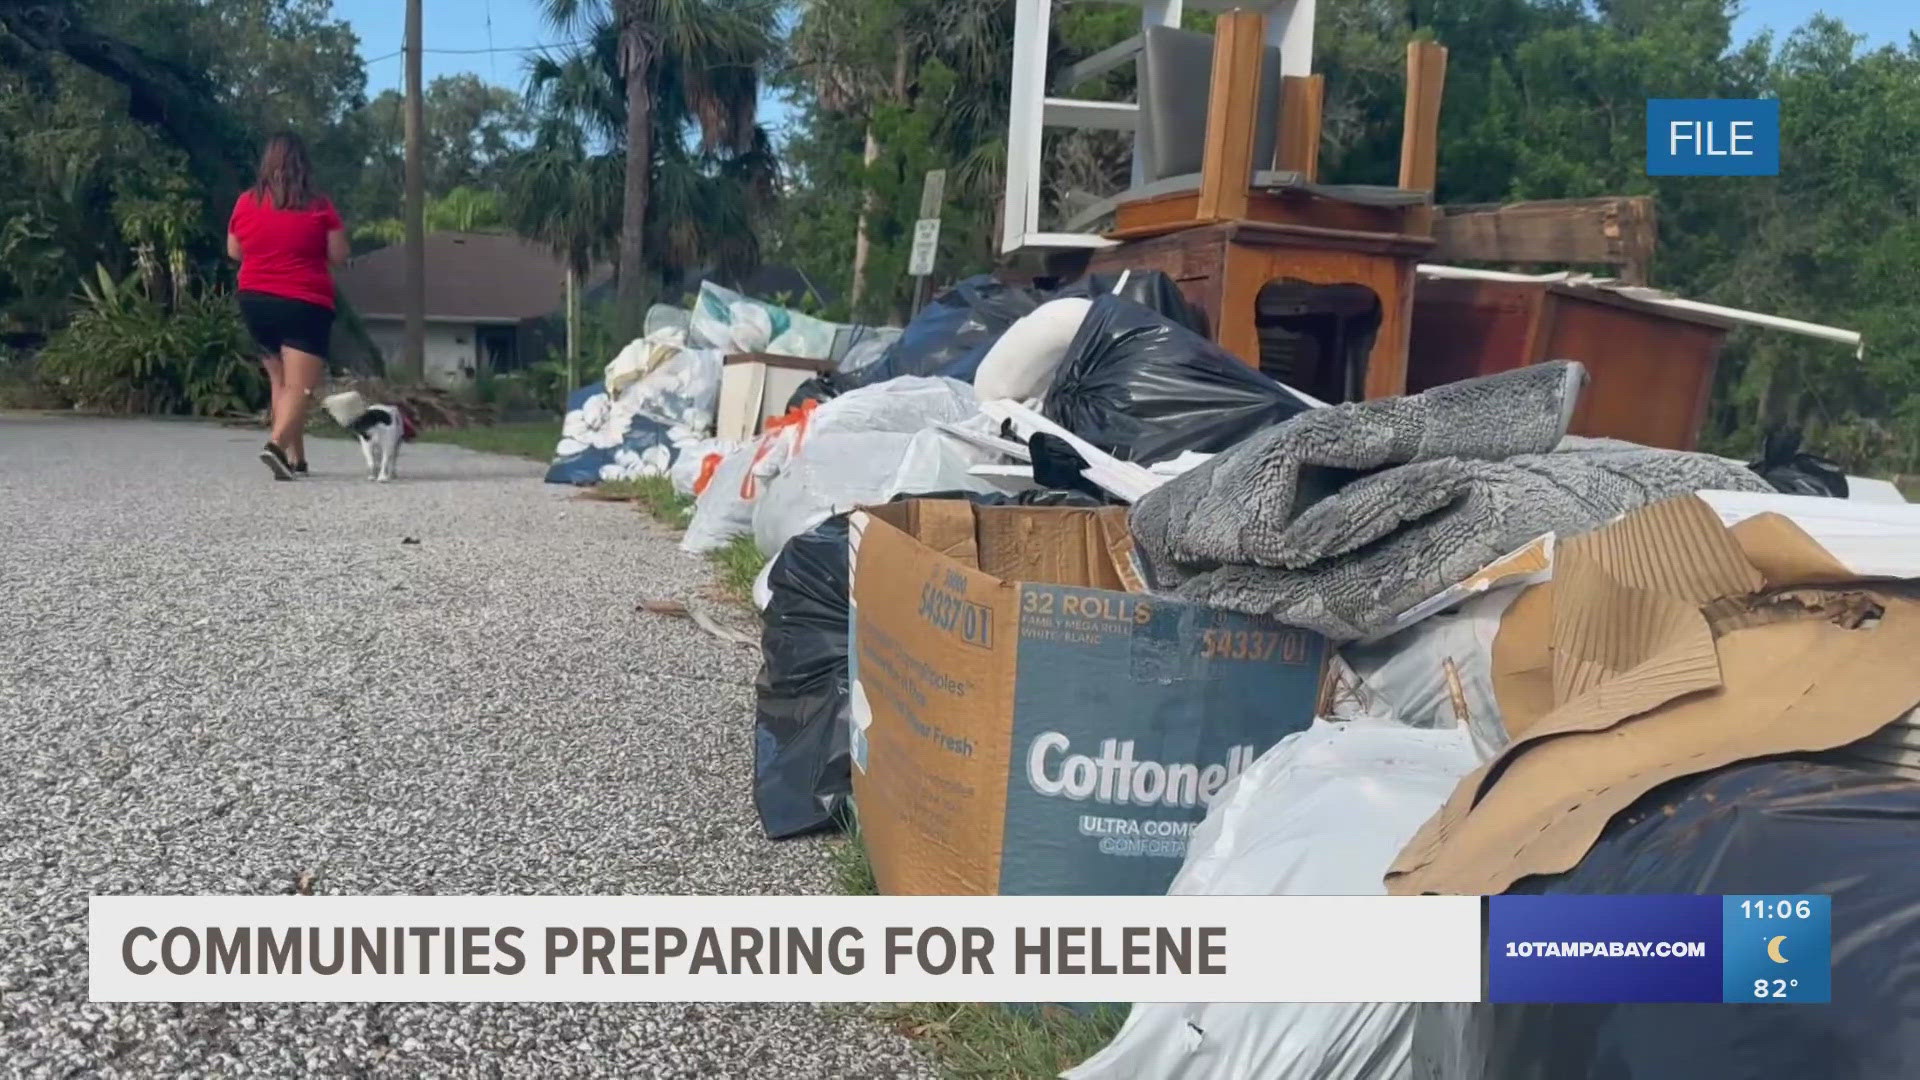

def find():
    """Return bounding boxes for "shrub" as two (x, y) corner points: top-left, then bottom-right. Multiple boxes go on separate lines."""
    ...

(475, 369), (563, 417)
(0, 346), (71, 410)
(36, 266), (265, 417)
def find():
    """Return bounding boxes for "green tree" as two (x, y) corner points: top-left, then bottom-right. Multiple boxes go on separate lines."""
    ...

(775, 0), (1021, 322)
(198, 0), (368, 196)
(501, 117), (621, 389)
(768, 0), (1920, 476)
(353, 186), (510, 245)
(536, 0), (780, 333)
(0, 0), (368, 333)
(1, 0), (380, 399)
(348, 74), (529, 224)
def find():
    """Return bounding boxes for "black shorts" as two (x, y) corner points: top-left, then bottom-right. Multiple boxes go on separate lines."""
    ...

(238, 291), (333, 359)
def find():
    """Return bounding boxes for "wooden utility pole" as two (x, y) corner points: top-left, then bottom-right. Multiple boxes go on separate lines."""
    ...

(564, 265), (578, 394)
(400, 0), (426, 383)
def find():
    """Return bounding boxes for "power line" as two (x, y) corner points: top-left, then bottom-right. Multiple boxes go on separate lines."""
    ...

(363, 39), (589, 65)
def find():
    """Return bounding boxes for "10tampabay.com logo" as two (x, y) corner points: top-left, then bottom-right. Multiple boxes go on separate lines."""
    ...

(1647, 98), (1779, 176)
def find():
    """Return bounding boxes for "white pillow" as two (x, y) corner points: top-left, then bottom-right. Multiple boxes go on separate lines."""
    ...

(972, 297), (1092, 401)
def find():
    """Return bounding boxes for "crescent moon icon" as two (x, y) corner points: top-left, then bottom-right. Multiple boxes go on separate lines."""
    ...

(1767, 935), (1789, 964)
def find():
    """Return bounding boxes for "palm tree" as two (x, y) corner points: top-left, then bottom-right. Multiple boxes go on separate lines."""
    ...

(535, 0), (779, 333)
(502, 117), (621, 386)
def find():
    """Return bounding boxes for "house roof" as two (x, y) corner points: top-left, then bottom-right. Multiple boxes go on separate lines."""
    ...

(338, 232), (606, 323)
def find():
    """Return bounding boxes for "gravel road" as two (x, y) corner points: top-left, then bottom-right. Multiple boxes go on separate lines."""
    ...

(0, 416), (932, 1078)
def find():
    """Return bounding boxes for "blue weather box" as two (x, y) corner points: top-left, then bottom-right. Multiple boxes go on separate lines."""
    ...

(1487, 894), (1831, 1004)
(1647, 98), (1780, 176)
(1723, 895), (1831, 1004)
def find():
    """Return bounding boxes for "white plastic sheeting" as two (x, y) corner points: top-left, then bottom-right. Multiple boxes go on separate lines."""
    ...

(1696, 488), (1920, 578)
(750, 379), (999, 557)
(1844, 475), (1908, 504)
(603, 332), (681, 398)
(751, 428), (998, 557)
(1336, 587), (1527, 761)
(681, 376), (989, 556)
(1065, 721), (1484, 1080)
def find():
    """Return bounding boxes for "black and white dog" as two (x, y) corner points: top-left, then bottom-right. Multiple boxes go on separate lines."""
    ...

(321, 390), (409, 482)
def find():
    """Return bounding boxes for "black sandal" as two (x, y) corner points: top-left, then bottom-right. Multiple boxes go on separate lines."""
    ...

(260, 441), (296, 481)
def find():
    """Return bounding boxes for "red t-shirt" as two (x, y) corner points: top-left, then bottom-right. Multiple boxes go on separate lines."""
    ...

(228, 190), (342, 309)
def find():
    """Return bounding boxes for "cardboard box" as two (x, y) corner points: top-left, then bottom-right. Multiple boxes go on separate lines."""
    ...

(846, 500), (1328, 896)
(1388, 493), (1920, 896)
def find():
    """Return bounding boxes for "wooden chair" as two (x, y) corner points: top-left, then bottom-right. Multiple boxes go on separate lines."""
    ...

(1087, 10), (1449, 399)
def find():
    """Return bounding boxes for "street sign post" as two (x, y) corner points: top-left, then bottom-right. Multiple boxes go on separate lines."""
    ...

(910, 169), (947, 313)
(908, 218), (942, 277)
(918, 169), (946, 218)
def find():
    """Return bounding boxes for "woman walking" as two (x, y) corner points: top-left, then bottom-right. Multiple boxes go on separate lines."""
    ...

(227, 132), (349, 480)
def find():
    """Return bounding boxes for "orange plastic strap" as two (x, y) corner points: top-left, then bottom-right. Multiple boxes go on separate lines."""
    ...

(692, 453), (723, 496)
(740, 400), (818, 500)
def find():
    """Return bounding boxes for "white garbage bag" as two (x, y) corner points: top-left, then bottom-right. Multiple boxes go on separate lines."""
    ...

(1335, 586), (1524, 760)
(686, 376), (983, 556)
(751, 430), (914, 556)
(686, 280), (839, 358)
(1064, 720), (1484, 1080)
(748, 377), (995, 556)
(681, 435), (787, 554)
(645, 302), (690, 339)
(836, 326), (904, 375)
(623, 345), (722, 433)
(893, 424), (999, 498)
(808, 374), (981, 437)
(669, 437), (742, 498)
(973, 297), (1092, 401)
(751, 427), (998, 557)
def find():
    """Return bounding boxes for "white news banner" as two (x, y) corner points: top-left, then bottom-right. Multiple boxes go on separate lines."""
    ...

(90, 895), (1482, 1004)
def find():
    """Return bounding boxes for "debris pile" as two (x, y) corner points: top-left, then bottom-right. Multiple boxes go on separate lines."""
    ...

(554, 270), (1914, 1077)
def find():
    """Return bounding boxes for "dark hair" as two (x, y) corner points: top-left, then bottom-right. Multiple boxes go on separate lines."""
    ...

(253, 131), (318, 211)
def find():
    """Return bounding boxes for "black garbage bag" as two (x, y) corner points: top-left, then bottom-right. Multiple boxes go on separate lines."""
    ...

(1043, 294), (1316, 464)
(752, 488), (1104, 840)
(1052, 268), (1208, 337)
(752, 513), (855, 840)
(1028, 432), (1124, 505)
(1412, 759), (1920, 1080)
(928, 337), (1001, 384)
(1748, 430), (1848, 498)
(836, 275), (1042, 391)
(786, 374), (839, 411)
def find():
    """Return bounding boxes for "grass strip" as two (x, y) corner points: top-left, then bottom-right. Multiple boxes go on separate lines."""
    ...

(829, 827), (1125, 1078)
(597, 475), (762, 604)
